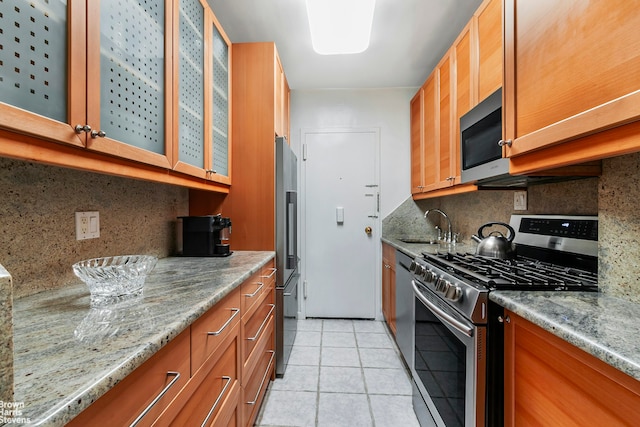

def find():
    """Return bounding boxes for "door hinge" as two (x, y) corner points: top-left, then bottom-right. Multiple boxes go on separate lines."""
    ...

(303, 280), (308, 299)
(303, 144), (308, 161)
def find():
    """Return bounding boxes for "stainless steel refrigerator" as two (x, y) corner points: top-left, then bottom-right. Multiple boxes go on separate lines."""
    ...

(275, 136), (299, 377)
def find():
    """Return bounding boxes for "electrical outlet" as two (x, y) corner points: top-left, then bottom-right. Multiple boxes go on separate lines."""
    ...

(76, 211), (100, 240)
(514, 191), (527, 211)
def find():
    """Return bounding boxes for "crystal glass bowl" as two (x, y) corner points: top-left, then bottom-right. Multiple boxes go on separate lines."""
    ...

(73, 255), (157, 304)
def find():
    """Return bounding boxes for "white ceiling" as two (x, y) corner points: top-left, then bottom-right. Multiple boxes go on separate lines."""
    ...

(207, 0), (484, 90)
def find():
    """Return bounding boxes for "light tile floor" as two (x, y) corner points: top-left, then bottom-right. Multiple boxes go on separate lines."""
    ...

(255, 319), (420, 427)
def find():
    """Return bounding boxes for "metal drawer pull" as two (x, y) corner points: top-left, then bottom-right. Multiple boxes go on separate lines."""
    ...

(244, 282), (264, 298)
(260, 268), (277, 279)
(208, 308), (240, 336)
(200, 376), (232, 427)
(130, 371), (181, 427)
(246, 304), (275, 342)
(246, 351), (275, 405)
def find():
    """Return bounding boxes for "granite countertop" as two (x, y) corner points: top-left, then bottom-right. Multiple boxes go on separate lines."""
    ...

(382, 236), (640, 383)
(11, 251), (274, 426)
(490, 291), (640, 382)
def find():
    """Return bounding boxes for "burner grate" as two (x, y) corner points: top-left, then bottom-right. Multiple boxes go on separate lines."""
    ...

(422, 252), (598, 292)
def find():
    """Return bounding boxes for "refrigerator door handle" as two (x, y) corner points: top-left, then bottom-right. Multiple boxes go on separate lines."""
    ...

(286, 191), (298, 270)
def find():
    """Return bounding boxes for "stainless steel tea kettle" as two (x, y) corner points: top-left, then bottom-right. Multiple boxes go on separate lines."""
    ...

(471, 222), (516, 259)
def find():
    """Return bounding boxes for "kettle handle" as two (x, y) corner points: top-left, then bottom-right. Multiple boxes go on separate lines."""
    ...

(477, 222), (516, 242)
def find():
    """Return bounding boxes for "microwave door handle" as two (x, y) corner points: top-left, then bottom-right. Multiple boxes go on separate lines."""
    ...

(411, 280), (473, 338)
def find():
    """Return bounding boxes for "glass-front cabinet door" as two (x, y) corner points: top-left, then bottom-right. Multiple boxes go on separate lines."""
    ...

(85, 0), (173, 168)
(0, 0), (85, 147)
(172, 0), (206, 177)
(0, 0), (230, 187)
(172, 1), (231, 183)
(210, 14), (231, 184)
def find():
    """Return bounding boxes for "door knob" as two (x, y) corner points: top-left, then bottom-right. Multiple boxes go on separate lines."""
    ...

(365, 226), (372, 235)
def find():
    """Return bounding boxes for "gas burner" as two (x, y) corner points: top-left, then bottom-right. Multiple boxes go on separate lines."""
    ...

(422, 251), (598, 292)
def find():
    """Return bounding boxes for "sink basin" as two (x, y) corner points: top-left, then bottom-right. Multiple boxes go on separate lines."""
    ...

(399, 238), (438, 244)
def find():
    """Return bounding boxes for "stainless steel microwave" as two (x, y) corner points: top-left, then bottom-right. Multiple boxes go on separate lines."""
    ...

(460, 88), (509, 184)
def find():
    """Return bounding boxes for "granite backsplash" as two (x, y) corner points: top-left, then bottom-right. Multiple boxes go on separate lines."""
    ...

(0, 158), (189, 298)
(383, 152), (640, 303)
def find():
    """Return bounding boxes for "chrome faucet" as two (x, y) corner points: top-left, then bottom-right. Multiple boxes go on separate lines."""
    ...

(424, 209), (453, 243)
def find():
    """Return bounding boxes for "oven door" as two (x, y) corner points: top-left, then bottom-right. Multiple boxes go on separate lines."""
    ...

(411, 280), (486, 427)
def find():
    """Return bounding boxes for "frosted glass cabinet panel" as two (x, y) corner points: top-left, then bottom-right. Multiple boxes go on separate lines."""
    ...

(0, 0), (68, 122)
(0, 0), (85, 147)
(85, 0), (173, 169)
(172, 3), (231, 184)
(211, 21), (230, 179)
(176, 0), (206, 170)
(99, 0), (166, 154)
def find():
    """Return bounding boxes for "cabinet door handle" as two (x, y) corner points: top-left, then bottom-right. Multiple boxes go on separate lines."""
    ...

(244, 282), (264, 298)
(246, 304), (275, 342)
(74, 124), (91, 134)
(207, 308), (240, 336)
(260, 268), (277, 279)
(91, 129), (107, 138)
(497, 139), (513, 147)
(129, 371), (181, 427)
(246, 351), (275, 405)
(200, 376), (232, 427)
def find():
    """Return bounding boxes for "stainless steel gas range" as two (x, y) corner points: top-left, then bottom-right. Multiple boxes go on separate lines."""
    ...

(409, 214), (598, 427)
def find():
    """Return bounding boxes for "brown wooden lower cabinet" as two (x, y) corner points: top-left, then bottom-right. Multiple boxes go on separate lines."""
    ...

(67, 257), (275, 427)
(381, 243), (396, 336)
(66, 329), (191, 427)
(504, 310), (640, 426)
(155, 322), (241, 426)
(241, 277), (275, 427)
(242, 331), (276, 426)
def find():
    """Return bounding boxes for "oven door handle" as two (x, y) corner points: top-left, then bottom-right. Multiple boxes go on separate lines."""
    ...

(412, 280), (474, 338)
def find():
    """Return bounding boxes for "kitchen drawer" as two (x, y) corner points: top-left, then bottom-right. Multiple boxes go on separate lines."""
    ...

(241, 268), (270, 317)
(155, 321), (241, 426)
(191, 286), (241, 374)
(241, 289), (275, 383)
(242, 332), (276, 427)
(260, 260), (277, 289)
(67, 329), (190, 427)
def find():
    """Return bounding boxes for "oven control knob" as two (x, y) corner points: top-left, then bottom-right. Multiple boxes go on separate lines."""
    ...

(409, 260), (417, 273)
(424, 269), (434, 283)
(417, 265), (426, 278)
(435, 277), (449, 293)
(445, 284), (463, 302)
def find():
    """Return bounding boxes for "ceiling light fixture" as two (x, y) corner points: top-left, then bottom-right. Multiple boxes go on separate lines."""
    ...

(305, 0), (376, 55)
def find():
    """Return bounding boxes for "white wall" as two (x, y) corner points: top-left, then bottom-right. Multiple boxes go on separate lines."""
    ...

(290, 88), (415, 218)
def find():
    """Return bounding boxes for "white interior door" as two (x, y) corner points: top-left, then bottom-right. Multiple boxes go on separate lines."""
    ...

(302, 128), (380, 319)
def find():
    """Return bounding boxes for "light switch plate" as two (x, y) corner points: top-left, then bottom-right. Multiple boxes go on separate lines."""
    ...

(514, 191), (527, 211)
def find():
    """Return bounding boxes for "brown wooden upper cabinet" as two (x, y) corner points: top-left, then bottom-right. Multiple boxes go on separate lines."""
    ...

(410, 88), (424, 194)
(504, 0), (640, 173)
(275, 55), (291, 139)
(219, 42), (290, 250)
(411, 0), (501, 198)
(0, 0), (231, 187)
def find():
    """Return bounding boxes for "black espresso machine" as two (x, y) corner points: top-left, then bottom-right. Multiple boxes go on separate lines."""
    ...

(180, 215), (232, 257)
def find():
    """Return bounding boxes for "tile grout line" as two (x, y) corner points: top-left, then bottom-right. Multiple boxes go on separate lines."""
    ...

(314, 319), (323, 427)
(355, 322), (378, 427)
